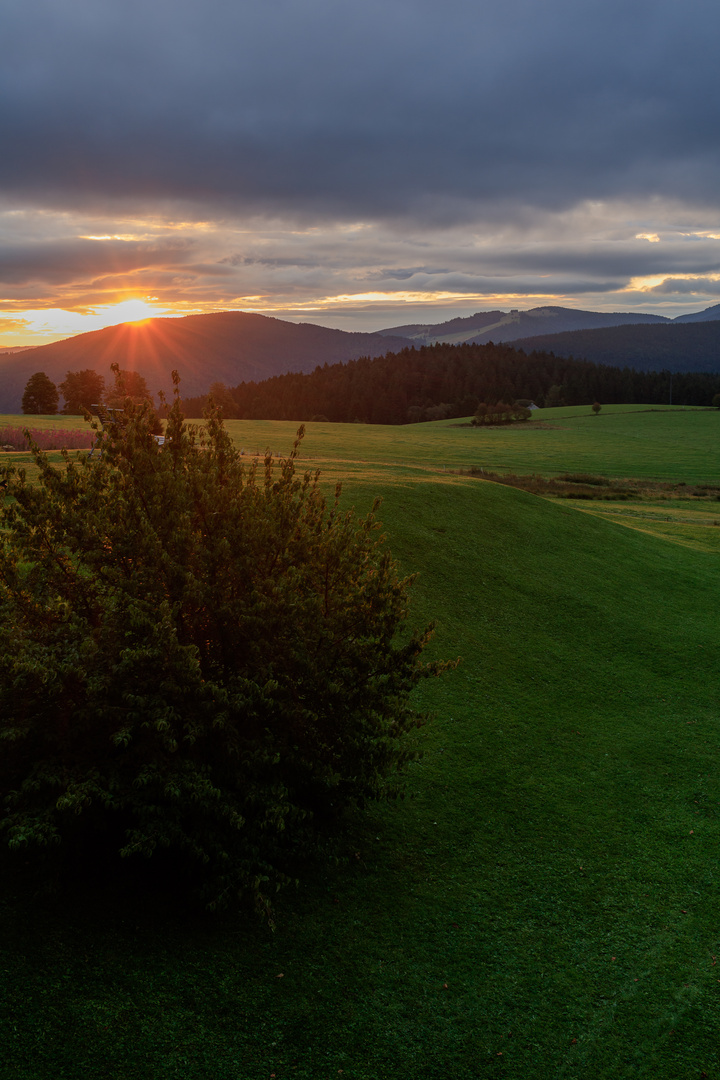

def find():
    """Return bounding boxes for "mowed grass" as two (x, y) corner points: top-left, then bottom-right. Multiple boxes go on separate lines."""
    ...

(567, 498), (720, 554)
(1, 407), (720, 1079)
(220, 404), (720, 484)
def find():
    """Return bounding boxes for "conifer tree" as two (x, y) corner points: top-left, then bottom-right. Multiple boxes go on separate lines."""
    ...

(21, 371), (59, 414)
(0, 378), (447, 913)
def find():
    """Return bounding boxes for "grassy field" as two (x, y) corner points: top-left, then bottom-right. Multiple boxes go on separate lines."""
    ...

(1, 405), (720, 1079)
(4, 403), (719, 481)
(220, 405), (720, 484)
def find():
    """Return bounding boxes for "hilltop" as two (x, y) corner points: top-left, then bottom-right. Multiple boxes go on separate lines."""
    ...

(377, 302), (720, 348)
(377, 304), (671, 346)
(0, 311), (411, 412)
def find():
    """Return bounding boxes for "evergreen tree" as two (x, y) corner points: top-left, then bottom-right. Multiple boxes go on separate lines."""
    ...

(0, 381), (448, 914)
(21, 372), (59, 414)
(207, 381), (238, 419)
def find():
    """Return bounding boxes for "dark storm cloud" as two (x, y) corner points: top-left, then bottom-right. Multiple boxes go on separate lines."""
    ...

(2, 0), (720, 220)
(365, 268), (451, 281)
(474, 241), (720, 279)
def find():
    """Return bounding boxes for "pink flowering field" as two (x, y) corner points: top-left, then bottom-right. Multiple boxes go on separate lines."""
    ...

(0, 426), (95, 451)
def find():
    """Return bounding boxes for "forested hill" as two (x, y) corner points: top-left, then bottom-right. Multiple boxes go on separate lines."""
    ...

(376, 305), (671, 347)
(510, 319), (720, 372)
(183, 341), (720, 424)
(0, 312), (411, 413)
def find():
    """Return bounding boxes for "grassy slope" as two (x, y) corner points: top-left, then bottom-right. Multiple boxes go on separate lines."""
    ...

(1, 408), (720, 1079)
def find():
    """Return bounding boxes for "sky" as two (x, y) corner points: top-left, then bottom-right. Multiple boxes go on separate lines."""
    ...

(2, 0), (720, 345)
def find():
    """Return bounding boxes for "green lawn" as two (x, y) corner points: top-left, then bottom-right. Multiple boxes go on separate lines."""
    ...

(1, 407), (720, 1079)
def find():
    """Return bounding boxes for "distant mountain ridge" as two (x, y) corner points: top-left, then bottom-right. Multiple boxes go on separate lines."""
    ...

(672, 303), (720, 323)
(0, 311), (412, 413)
(377, 303), (720, 347)
(3, 304), (720, 414)
(509, 320), (720, 373)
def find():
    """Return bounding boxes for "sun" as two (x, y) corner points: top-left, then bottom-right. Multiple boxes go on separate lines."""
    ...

(93, 298), (167, 328)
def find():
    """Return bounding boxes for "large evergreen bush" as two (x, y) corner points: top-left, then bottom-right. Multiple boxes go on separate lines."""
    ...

(0, 379), (446, 913)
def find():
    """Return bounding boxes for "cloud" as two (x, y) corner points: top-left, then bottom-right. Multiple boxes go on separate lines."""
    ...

(2, 0), (720, 221)
(4, 198), (720, 334)
(3, 0), (720, 338)
(649, 276), (720, 296)
(364, 267), (451, 281)
(0, 238), (193, 285)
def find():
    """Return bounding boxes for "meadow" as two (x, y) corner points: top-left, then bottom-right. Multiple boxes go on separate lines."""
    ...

(4, 402), (719, 481)
(1, 404), (719, 1079)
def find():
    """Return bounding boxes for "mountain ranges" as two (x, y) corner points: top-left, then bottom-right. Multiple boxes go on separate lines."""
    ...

(2, 303), (720, 413)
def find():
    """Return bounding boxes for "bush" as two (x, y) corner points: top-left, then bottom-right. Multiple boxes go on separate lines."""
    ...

(0, 385), (447, 915)
(424, 403), (452, 421)
(472, 402), (532, 426)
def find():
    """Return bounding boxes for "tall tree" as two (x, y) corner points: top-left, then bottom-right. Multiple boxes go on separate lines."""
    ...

(104, 365), (162, 433)
(105, 368), (151, 408)
(21, 372), (59, 414)
(208, 381), (238, 418)
(59, 369), (106, 414)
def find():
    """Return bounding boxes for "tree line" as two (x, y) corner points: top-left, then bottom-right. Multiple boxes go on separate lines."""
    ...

(23, 341), (720, 425)
(180, 342), (720, 423)
(21, 368), (153, 415)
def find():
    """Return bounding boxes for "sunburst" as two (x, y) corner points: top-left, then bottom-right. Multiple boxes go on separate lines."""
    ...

(93, 299), (167, 327)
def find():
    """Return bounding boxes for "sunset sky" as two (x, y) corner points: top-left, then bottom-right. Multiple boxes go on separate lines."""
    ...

(2, 0), (720, 345)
